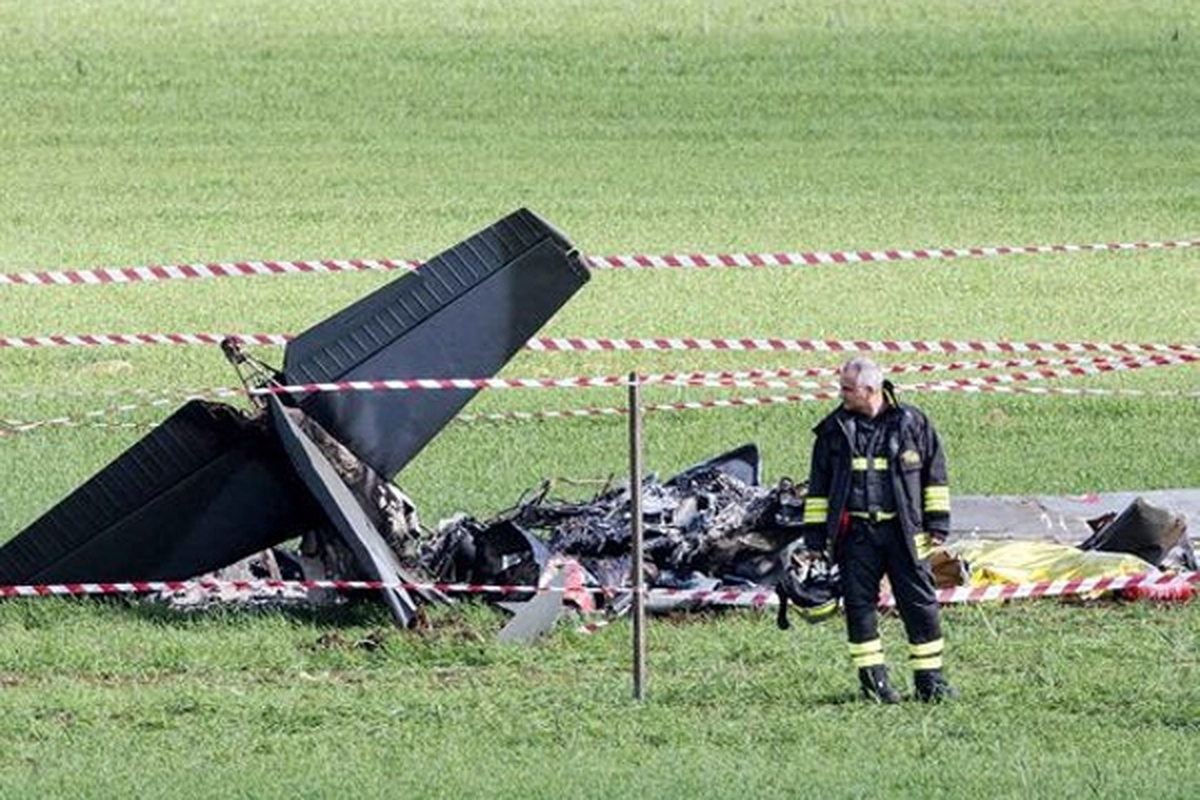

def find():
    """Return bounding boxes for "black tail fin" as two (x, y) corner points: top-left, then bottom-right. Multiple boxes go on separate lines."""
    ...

(284, 208), (590, 480)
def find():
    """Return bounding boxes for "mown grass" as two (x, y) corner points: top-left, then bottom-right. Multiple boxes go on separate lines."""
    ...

(1, 1), (1198, 797)
(1, 599), (1197, 798)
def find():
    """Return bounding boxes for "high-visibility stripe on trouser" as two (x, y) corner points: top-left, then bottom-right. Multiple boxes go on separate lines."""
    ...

(908, 638), (945, 671)
(803, 496), (828, 526)
(849, 638), (885, 668)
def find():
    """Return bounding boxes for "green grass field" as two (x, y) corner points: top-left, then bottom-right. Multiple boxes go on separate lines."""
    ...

(1, 1), (1198, 797)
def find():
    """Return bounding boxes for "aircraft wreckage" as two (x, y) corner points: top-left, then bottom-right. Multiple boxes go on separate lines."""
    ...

(0, 208), (591, 628)
(0, 208), (1195, 640)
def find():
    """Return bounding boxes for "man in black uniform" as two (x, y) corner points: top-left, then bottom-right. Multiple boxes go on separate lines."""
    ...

(801, 357), (957, 703)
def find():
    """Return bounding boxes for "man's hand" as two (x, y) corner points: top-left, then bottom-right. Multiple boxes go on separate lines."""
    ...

(914, 531), (947, 560)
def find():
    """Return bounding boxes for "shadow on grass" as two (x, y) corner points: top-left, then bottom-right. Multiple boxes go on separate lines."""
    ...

(119, 594), (398, 629)
(119, 593), (514, 639)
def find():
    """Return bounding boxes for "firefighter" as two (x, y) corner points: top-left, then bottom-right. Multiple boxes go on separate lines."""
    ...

(801, 357), (958, 703)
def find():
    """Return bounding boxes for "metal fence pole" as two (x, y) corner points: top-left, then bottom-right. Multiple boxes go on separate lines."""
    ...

(629, 372), (646, 701)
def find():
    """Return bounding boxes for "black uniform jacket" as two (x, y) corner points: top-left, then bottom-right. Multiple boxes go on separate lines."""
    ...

(802, 398), (950, 559)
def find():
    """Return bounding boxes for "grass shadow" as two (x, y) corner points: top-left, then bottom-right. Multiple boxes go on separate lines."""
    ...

(120, 593), (398, 629)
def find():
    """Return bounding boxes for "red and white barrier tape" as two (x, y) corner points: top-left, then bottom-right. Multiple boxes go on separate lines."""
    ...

(0, 579), (536, 598)
(532, 338), (1200, 357)
(1, 570), (1194, 607)
(0, 354), (1159, 400)
(0, 354), (1178, 404)
(0, 385), (243, 402)
(524, 337), (1200, 356)
(4, 332), (1198, 356)
(647, 570), (1200, 609)
(457, 382), (1200, 426)
(530, 335), (1200, 355)
(0, 418), (150, 437)
(17, 381), (1193, 439)
(2, 393), (842, 436)
(0, 332), (291, 349)
(3, 237), (1198, 287)
(586, 239), (1200, 270)
(906, 571), (1198, 607)
(0, 258), (415, 287)
(232, 352), (1196, 397)
(0, 389), (246, 437)
(903, 353), (1197, 390)
(2, 355), (1194, 438)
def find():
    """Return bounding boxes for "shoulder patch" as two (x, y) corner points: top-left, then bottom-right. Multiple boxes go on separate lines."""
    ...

(900, 449), (922, 468)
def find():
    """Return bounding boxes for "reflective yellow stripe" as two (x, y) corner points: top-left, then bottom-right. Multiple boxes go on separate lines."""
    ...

(909, 638), (944, 657)
(908, 640), (945, 671)
(910, 654), (943, 670)
(924, 485), (950, 512)
(849, 639), (885, 668)
(851, 457), (888, 471)
(802, 496), (828, 525)
(849, 639), (883, 656)
(850, 510), (896, 521)
(913, 532), (934, 559)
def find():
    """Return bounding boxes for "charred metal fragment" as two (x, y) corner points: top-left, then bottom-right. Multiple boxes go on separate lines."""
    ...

(1080, 496), (1196, 571)
(421, 517), (549, 601)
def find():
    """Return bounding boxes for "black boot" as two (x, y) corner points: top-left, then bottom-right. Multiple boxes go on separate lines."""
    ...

(914, 669), (959, 702)
(858, 665), (901, 704)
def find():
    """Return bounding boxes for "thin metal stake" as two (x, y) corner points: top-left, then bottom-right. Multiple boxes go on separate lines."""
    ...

(628, 371), (646, 701)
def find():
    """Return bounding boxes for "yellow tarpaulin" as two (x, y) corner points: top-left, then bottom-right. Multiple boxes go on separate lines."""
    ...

(941, 539), (1156, 586)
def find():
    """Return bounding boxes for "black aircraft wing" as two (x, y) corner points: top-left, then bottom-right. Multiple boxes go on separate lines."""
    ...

(283, 207), (591, 480)
(0, 400), (313, 584)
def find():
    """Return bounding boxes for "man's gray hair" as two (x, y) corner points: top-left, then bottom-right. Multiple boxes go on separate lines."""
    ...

(841, 357), (884, 391)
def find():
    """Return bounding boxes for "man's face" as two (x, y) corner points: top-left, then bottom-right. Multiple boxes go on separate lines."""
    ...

(839, 368), (876, 416)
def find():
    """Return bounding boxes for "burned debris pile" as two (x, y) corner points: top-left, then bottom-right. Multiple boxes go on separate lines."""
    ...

(162, 442), (815, 641)
(421, 444), (807, 596)
(163, 439), (1196, 637)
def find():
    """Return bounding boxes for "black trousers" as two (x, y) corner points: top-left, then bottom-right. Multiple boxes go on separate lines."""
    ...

(839, 518), (942, 646)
